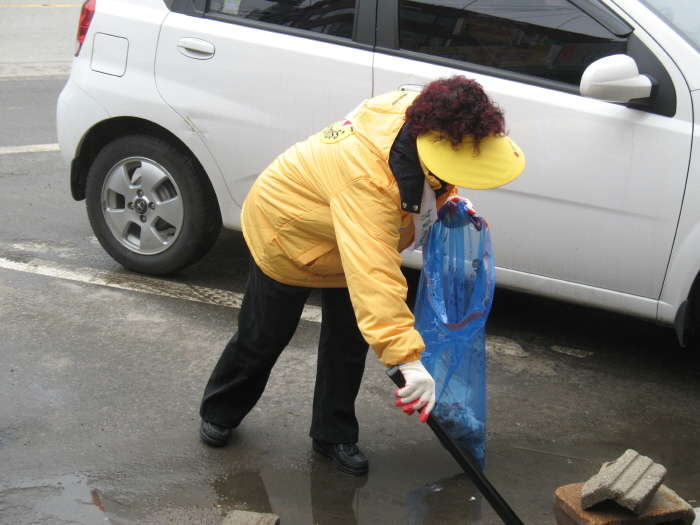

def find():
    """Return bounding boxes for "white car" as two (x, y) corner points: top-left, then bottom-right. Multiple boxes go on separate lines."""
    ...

(57, 0), (700, 348)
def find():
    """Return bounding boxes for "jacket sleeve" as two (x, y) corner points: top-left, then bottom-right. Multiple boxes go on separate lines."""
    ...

(329, 177), (425, 367)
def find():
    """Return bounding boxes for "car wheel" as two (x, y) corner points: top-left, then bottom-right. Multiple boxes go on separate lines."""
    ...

(85, 134), (221, 275)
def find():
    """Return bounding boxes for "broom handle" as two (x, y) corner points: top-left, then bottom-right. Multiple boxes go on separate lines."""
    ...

(387, 366), (525, 525)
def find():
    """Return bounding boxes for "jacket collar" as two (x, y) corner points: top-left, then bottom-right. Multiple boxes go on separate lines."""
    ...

(389, 124), (448, 214)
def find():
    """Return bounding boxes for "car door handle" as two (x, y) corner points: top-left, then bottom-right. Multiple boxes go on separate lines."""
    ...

(400, 84), (424, 93)
(177, 38), (215, 60)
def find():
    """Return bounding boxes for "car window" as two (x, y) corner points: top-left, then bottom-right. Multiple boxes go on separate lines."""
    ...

(207, 0), (356, 40)
(641, 0), (700, 52)
(398, 0), (628, 85)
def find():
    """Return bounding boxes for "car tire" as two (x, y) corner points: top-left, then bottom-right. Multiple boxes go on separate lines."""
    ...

(683, 294), (700, 352)
(85, 134), (222, 275)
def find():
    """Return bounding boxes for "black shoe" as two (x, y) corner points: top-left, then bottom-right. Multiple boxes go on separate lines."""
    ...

(312, 439), (368, 476)
(200, 420), (232, 447)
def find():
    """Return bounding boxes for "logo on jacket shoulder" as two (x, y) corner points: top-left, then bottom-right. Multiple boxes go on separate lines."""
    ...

(318, 119), (355, 144)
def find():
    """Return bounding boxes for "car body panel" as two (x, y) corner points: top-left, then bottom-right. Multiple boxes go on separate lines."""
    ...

(373, 24), (692, 303)
(658, 88), (700, 325)
(56, 78), (109, 167)
(603, 0), (700, 325)
(58, 0), (239, 225)
(154, 13), (374, 212)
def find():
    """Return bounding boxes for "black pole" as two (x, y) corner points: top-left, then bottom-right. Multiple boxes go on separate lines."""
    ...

(387, 366), (525, 525)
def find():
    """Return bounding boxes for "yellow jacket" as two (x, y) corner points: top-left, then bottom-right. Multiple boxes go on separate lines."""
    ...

(241, 91), (455, 366)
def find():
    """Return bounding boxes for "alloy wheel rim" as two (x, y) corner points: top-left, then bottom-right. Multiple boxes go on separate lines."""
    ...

(100, 157), (184, 255)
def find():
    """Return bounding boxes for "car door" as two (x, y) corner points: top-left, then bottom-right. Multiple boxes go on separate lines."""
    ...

(155, 0), (375, 214)
(374, 0), (692, 317)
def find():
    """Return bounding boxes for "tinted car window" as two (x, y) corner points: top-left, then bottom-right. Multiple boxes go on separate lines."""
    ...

(208, 0), (356, 39)
(398, 0), (628, 85)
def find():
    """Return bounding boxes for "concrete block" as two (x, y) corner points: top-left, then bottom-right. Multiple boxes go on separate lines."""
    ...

(581, 449), (666, 514)
(554, 483), (696, 525)
(222, 510), (280, 525)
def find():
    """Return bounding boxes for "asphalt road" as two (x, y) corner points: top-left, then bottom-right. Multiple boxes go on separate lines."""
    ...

(0, 4), (698, 525)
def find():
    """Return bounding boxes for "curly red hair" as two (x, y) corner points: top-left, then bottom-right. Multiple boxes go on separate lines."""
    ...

(405, 76), (506, 151)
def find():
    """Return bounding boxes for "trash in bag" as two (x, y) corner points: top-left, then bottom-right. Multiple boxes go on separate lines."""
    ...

(414, 197), (496, 472)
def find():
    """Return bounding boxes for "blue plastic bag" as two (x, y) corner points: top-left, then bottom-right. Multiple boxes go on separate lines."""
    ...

(414, 198), (496, 472)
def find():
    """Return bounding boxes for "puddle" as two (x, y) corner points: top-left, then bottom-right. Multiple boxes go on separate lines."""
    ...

(407, 474), (483, 525)
(0, 474), (110, 524)
(34, 461), (489, 525)
(213, 467), (486, 525)
(0, 473), (222, 525)
(3, 441), (695, 525)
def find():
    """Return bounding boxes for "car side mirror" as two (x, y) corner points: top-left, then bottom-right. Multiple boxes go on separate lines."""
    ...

(580, 54), (653, 103)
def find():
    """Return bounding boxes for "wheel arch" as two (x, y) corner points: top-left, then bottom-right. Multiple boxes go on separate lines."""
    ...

(673, 271), (700, 349)
(662, 224), (700, 348)
(83, 131), (223, 275)
(70, 117), (215, 211)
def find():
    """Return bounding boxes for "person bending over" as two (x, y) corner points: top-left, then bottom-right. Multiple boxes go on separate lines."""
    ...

(199, 76), (525, 476)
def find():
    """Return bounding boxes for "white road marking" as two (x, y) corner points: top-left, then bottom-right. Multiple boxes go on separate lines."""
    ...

(486, 335), (529, 357)
(0, 62), (72, 78)
(551, 345), (594, 358)
(0, 256), (324, 323)
(0, 4), (81, 7)
(0, 143), (60, 155)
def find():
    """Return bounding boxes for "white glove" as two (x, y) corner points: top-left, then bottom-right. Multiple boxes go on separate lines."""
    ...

(395, 360), (436, 423)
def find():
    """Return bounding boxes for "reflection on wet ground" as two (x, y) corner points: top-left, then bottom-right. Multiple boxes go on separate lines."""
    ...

(6, 440), (661, 525)
(216, 468), (368, 524)
(0, 470), (489, 525)
(97, 465), (489, 525)
(213, 468), (484, 525)
(0, 474), (111, 524)
(406, 475), (482, 525)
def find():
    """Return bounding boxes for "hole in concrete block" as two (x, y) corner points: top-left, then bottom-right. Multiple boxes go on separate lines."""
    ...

(587, 500), (636, 515)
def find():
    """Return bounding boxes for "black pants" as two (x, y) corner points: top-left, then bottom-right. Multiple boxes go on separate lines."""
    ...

(200, 257), (369, 443)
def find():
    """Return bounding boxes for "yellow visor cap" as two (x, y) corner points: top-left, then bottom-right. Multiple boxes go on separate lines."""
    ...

(416, 132), (526, 190)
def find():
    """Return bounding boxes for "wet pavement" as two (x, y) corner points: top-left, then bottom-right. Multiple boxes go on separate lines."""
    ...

(1, 221), (699, 524)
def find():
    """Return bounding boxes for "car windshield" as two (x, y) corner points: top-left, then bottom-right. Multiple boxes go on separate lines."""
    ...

(641, 0), (700, 50)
